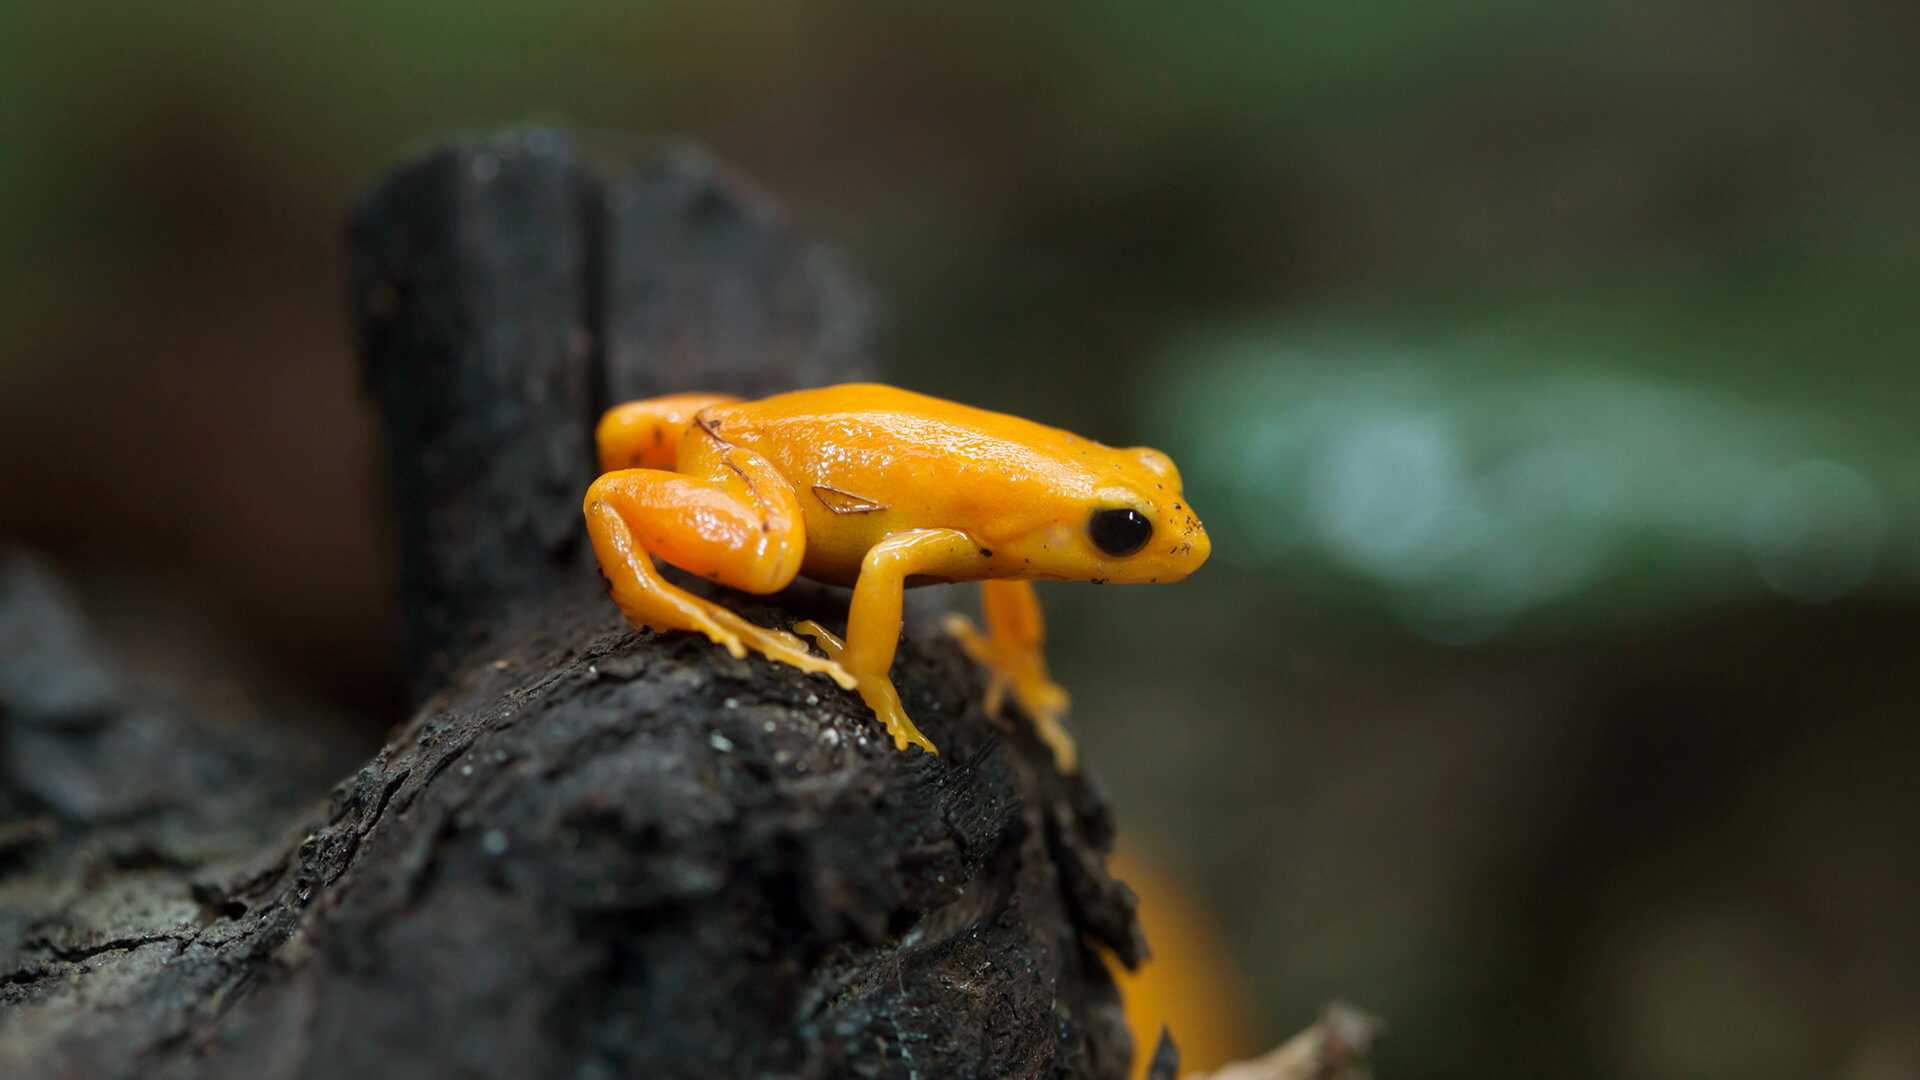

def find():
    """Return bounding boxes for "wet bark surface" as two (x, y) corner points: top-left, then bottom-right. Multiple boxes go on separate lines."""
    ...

(0, 127), (1144, 1079)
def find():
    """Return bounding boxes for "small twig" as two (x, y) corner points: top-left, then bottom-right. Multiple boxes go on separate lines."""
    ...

(1189, 1003), (1383, 1080)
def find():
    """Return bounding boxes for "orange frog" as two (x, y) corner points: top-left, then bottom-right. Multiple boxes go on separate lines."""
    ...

(583, 383), (1209, 770)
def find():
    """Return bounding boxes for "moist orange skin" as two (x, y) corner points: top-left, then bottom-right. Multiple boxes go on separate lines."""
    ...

(583, 383), (1211, 766)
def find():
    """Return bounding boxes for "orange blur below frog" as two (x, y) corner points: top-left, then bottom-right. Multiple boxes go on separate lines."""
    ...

(582, 383), (1210, 769)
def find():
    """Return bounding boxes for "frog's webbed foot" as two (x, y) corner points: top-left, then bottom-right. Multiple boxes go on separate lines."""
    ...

(943, 581), (1078, 773)
(708, 607), (856, 689)
(585, 497), (854, 690)
(943, 613), (1012, 716)
(855, 673), (938, 755)
(793, 620), (937, 754)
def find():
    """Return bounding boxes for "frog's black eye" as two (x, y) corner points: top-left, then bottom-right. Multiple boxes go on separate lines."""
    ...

(1088, 507), (1152, 557)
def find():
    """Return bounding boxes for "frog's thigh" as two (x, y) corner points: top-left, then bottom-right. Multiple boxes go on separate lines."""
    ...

(584, 465), (850, 689)
(591, 437), (805, 595)
(945, 580), (1078, 772)
(827, 529), (987, 755)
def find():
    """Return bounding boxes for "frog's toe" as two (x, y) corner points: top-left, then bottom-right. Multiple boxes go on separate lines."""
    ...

(791, 619), (846, 658)
(707, 608), (854, 688)
(768, 641), (854, 689)
(884, 712), (939, 755)
(981, 678), (1008, 718)
(687, 613), (747, 659)
(763, 626), (812, 652)
(941, 613), (993, 664)
(790, 623), (859, 691)
(1029, 711), (1078, 773)
(1012, 675), (1070, 722)
(1003, 675), (1074, 770)
(850, 674), (938, 755)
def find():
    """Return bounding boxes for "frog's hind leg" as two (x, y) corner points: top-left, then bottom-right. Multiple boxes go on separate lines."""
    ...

(943, 579), (1077, 772)
(584, 437), (854, 690)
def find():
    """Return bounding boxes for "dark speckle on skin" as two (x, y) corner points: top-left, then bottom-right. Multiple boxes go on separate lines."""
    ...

(978, 548), (993, 558)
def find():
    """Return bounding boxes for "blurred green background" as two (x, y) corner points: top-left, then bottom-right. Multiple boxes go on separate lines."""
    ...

(4, 2), (1919, 1076)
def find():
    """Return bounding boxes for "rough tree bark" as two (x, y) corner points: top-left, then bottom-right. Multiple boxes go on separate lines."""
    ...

(0, 127), (1149, 1079)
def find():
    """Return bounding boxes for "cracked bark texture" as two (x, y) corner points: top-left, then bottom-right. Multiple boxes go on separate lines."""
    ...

(0, 127), (1145, 1079)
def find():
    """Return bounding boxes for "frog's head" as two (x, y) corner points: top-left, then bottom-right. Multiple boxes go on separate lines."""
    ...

(1011, 446), (1211, 585)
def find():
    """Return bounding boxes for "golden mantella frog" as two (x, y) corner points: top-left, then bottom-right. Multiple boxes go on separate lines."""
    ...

(582, 383), (1210, 771)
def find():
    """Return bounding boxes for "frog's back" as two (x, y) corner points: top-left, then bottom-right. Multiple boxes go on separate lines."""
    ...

(711, 384), (1107, 492)
(705, 384), (1115, 583)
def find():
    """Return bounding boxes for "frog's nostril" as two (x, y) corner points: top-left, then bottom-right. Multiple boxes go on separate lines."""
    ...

(1189, 527), (1213, 566)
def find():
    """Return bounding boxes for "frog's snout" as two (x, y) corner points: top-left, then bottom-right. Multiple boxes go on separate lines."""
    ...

(1184, 517), (1212, 569)
(1170, 510), (1211, 577)
(1125, 502), (1208, 583)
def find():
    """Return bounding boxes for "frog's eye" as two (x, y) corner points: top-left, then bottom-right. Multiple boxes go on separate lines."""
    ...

(1088, 507), (1152, 557)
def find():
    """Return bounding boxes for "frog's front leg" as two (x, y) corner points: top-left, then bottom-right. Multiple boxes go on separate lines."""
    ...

(943, 580), (1077, 772)
(583, 433), (854, 690)
(795, 529), (988, 756)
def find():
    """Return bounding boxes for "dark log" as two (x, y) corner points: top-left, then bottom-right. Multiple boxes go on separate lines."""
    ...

(0, 126), (1144, 1079)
